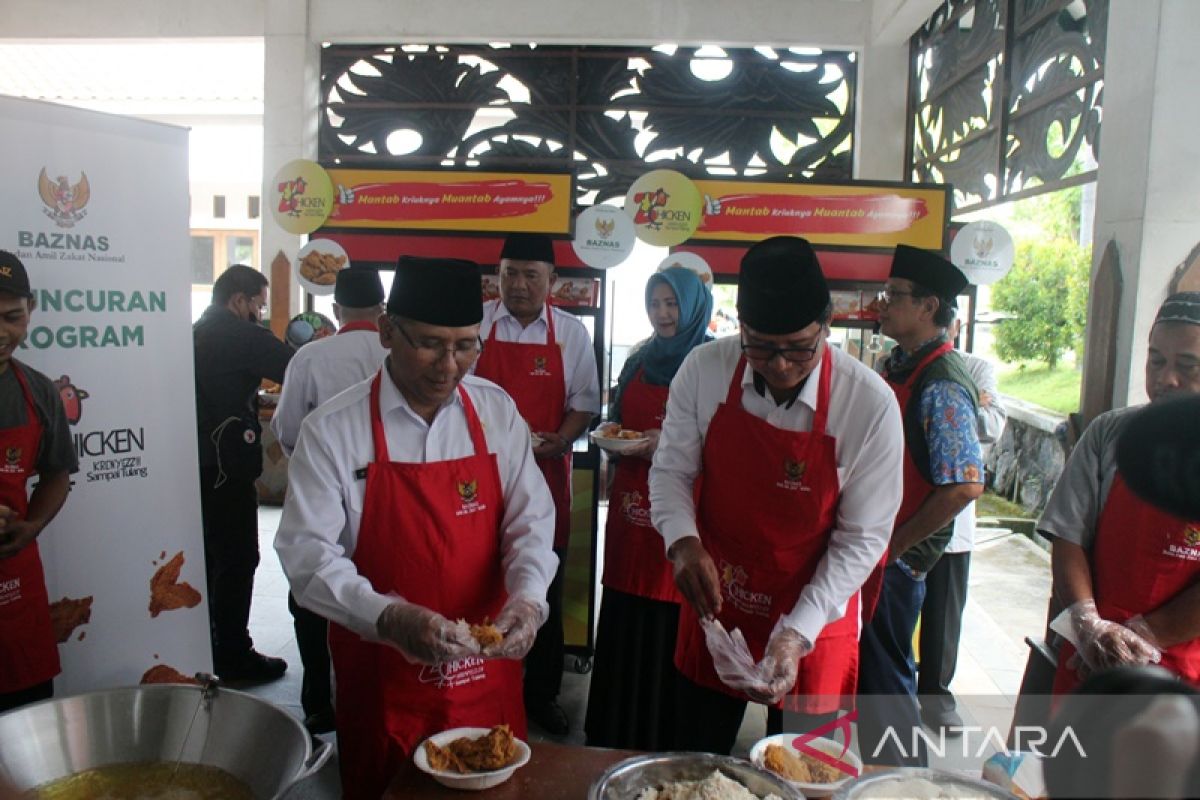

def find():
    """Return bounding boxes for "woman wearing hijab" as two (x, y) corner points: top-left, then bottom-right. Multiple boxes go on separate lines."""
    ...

(584, 266), (713, 750)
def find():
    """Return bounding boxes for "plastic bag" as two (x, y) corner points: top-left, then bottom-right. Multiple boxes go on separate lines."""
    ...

(701, 618), (771, 696)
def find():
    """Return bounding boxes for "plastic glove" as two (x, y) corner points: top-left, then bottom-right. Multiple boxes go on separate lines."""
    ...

(1068, 599), (1161, 673)
(702, 618), (767, 696)
(376, 600), (480, 665)
(482, 594), (549, 660)
(670, 537), (723, 620)
(746, 620), (814, 705)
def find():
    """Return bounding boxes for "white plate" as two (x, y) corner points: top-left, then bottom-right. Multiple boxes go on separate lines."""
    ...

(589, 430), (649, 454)
(750, 733), (861, 798)
(413, 727), (531, 791)
(295, 238), (350, 296)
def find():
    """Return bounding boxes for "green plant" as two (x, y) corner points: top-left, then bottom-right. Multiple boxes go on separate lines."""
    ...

(992, 237), (1090, 368)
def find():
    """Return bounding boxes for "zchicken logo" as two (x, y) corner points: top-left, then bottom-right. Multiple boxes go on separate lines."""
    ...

(277, 176), (309, 217)
(53, 375), (90, 426)
(38, 168), (91, 228)
(632, 187), (670, 230)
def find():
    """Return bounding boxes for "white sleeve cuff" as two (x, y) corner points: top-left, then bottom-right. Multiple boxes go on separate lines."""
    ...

(779, 602), (826, 648)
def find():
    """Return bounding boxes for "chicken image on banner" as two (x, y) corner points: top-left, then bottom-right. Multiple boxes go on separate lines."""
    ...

(148, 551), (202, 617)
(49, 595), (93, 642)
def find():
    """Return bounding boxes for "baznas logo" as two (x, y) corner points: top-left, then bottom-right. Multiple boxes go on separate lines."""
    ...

(38, 168), (91, 228)
(594, 216), (615, 238)
(784, 459), (807, 482)
(277, 176), (308, 217)
(458, 479), (478, 504)
(632, 188), (670, 230)
(5, 447), (20, 466)
(1185, 526), (1200, 548)
(53, 375), (90, 426)
(533, 356), (547, 371)
(972, 232), (994, 259)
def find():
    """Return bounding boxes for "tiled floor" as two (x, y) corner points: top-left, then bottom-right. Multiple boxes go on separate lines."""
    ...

(244, 506), (1052, 793)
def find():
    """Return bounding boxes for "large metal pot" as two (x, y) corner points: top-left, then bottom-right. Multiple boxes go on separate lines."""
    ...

(0, 682), (331, 799)
(589, 753), (803, 799)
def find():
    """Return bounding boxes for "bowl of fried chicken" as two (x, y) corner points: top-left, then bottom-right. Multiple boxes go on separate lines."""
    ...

(414, 725), (531, 790)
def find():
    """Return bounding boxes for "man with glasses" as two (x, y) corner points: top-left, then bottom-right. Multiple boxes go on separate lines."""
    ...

(856, 245), (983, 767)
(275, 256), (558, 799)
(193, 264), (293, 683)
(649, 236), (904, 753)
(473, 232), (600, 736)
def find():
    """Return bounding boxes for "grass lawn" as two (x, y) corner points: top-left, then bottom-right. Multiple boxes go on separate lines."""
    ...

(977, 491), (1032, 520)
(996, 360), (1081, 415)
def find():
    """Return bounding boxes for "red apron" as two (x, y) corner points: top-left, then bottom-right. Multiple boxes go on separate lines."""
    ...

(328, 373), (525, 800)
(474, 307), (572, 549)
(859, 341), (956, 620)
(1053, 474), (1200, 694)
(0, 361), (58, 694)
(674, 349), (860, 713)
(601, 368), (679, 602)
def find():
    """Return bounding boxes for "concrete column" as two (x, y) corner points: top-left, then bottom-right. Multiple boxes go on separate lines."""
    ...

(261, 0), (320, 319)
(1090, 0), (1200, 405)
(852, 41), (910, 181)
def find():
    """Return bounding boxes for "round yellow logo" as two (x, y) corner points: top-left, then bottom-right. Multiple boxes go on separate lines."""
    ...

(271, 159), (334, 235)
(624, 169), (703, 247)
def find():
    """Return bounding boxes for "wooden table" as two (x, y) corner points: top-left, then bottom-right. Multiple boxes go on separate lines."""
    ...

(385, 741), (640, 799)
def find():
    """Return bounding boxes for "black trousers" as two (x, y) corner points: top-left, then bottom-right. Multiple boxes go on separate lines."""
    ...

(674, 672), (844, 754)
(199, 467), (260, 664)
(524, 546), (565, 706)
(288, 593), (332, 717)
(918, 550), (970, 714)
(0, 679), (53, 714)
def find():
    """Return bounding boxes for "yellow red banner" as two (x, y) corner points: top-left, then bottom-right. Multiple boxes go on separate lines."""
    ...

(324, 169), (573, 234)
(691, 180), (949, 249)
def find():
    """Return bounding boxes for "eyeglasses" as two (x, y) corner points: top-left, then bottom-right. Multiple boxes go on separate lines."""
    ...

(876, 288), (917, 304)
(740, 338), (821, 364)
(394, 320), (483, 362)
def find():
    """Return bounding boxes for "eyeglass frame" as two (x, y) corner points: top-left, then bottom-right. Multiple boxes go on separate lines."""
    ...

(390, 316), (484, 362)
(876, 288), (920, 304)
(739, 334), (823, 364)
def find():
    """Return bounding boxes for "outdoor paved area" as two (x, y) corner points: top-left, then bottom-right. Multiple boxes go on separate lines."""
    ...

(243, 505), (1052, 792)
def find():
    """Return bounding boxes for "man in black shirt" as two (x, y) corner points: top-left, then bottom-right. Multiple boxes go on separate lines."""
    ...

(194, 264), (293, 681)
(0, 250), (78, 713)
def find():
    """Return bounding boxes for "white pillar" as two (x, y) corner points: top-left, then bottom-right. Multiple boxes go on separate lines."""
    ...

(261, 0), (320, 318)
(853, 41), (910, 181)
(1091, 0), (1200, 405)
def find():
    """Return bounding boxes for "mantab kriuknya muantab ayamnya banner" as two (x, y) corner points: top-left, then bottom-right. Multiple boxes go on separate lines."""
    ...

(0, 96), (210, 693)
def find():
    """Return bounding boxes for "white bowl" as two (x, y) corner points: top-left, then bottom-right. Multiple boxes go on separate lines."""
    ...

(413, 727), (531, 791)
(589, 430), (649, 454)
(750, 733), (862, 798)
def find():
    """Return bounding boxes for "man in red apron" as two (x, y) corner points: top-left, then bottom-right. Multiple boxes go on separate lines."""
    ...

(275, 256), (558, 799)
(271, 268), (387, 735)
(856, 245), (983, 767)
(650, 237), (905, 754)
(1039, 292), (1200, 693)
(0, 251), (78, 714)
(474, 233), (600, 736)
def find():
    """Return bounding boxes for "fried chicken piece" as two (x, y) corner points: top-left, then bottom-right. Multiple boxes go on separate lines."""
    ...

(149, 551), (202, 618)
(140, 664), (201, 685)
(470, 620), (503, 648)
(49, 595), (93, 643)
(763, 743), (841, 783)
(426, 725), (519, 773)
(617, 429), (643, 440)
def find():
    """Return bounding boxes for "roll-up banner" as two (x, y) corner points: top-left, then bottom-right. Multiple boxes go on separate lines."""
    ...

(0, 96), (208, 693)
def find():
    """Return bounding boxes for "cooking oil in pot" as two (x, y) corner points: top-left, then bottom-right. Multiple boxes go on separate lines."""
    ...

(29, 761), (256, 800)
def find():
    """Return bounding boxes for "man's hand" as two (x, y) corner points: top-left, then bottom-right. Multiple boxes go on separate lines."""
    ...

(979, 390), (993, 408)
(482, 594), (549, 660)
(1068, 599), (1161, 674)
(0, 518), (43, 560)
(376, 601), (480, 665)
(745, 623), (813, 705)
(533, 431), (569, 459)
(669, 537), (722, 620)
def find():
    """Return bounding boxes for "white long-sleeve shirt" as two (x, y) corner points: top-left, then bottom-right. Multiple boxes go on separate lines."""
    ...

(270, 328), (388, 456)
(274, 370), (559, 640)
(946, 351), (1008, 553)
(477, 299), (601, 416)
(649, 336), (904, 644)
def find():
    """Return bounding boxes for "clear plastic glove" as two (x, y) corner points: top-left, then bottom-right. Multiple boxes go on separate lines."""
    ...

(670, 537), (722, 620)
(482, 594), (549, 660)
(702, 618), (769, 697)
(746, 620), (814, 705)
(1068, 599), (1161, 674)
(376, 600), (480, 665)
